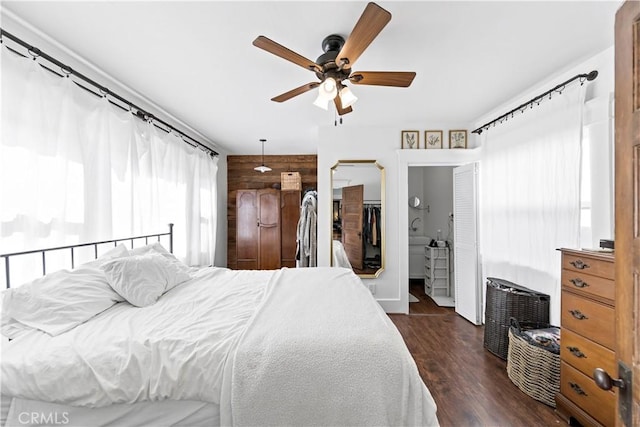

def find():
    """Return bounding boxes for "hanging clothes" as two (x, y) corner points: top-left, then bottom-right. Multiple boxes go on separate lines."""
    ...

(374, 207), (381, 247)
(371, 209), (377, 246)
(362, 205), (381, 247)
(360, 204), (382, 270)
(296, 190), (317, 267)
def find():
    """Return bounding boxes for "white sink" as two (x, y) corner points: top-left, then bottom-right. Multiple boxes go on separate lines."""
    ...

(409, 236), (430, 245)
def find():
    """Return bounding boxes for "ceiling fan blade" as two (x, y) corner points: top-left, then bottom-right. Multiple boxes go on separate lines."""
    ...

(336, 2), (391, 70)
(253, 36), (321, 73)
(334, 96), (353, 116)
(271, 82), (320, 103)
(349, 71), (416, 87)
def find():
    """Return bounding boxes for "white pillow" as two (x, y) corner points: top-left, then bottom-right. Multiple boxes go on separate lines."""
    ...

(129, 242), (173, 259)
(0, 292), (32, 339)
(101, 253), (192, 307)
(1, 267), (124, 338)
(82, 243), (130, 268)
(130, 241), (194, 274)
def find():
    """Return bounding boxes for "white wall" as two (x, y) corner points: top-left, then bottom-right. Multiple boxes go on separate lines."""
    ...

(422, 166), (454, 243)
(214, 155), (228, 267)
(318, 127), (399, 305)
(407, 168), (426, 237)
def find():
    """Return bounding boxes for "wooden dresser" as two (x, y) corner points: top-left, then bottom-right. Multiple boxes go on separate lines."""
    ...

(556, 248), (616, 427)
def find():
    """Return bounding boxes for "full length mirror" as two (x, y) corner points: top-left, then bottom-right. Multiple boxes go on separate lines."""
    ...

(331, 160), (385, 278)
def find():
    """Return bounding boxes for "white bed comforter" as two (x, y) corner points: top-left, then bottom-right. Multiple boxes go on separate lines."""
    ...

(221, 267), (439, 427)
(2, 266), (439, 426)
(1, 267), (271, 407)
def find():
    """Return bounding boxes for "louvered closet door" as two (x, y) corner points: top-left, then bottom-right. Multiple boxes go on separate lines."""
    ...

(453, 163), (481, 325)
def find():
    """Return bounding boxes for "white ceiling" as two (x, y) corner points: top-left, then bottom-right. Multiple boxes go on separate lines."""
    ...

(2, 1), (620, 155)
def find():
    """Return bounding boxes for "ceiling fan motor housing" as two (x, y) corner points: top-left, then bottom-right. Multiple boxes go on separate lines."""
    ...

(315, 34), (350, 82)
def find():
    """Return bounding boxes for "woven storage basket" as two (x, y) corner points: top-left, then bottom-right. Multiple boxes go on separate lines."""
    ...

(507, 319), (560, 407)
(483, 277), (550, 360)
(281, 172), (301, 191)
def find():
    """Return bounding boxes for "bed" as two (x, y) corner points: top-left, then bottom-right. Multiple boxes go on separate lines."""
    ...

(1, 227), (439, 427)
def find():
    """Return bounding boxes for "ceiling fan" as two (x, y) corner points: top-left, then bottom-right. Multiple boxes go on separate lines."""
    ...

(253, 2), (416, 116)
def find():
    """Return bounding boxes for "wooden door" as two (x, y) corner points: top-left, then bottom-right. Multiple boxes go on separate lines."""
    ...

(341, 185), (364, 270)
(257, 189), (281, 269)
(236, 190), (258, 269)
(281, 190), (301, 268)
(614, 2), (640, 425)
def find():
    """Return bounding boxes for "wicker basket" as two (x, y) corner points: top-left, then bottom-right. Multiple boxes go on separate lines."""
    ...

(483, 277), (550, 360)
(507, 319), (560, 407)
(281, 172), (301, 191)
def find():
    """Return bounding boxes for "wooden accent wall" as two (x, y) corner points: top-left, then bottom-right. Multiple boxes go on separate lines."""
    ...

(227, 155), (317, 269)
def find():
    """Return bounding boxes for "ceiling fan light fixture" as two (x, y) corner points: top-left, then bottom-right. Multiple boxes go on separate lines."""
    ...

(254, 138), (272, 173)
(313, 92), (330, 110)
(319, 77), (338, 99)
(339, 86), (358, 108)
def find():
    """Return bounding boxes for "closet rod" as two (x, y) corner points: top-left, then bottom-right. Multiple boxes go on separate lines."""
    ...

(471, 70), (598, 135)
(0, 28), (218, 156)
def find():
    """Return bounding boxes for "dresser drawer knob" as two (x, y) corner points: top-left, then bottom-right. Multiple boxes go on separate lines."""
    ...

(569, 309), (588, 320)
(567, 346), (586, 358)
(570, 259), (590, 270)
(569, 382), (588, 396)
(569, 278), (589, 288)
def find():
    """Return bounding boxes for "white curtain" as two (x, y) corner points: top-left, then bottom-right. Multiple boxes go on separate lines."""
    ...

(479, 85), (585, 325)
(0, 45), (218, 270)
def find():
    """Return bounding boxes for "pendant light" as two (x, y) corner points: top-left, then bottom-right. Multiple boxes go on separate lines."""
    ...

(254, 138), (272, 173)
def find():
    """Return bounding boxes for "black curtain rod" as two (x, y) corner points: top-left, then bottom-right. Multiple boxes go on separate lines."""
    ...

(472, 70), (599, 135)
(0, 28), (218, 156)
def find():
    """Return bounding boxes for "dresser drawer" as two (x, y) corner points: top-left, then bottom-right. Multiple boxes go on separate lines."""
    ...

(561, 291), (615, 349)
(562, 253), (614, 279)
(560, 361), (615, 427)
(561, 269), (615, 302)
(561, 328), (616, 379)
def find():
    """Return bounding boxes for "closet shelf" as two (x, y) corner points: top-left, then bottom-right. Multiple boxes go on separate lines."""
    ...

(424, 246), (451, 298)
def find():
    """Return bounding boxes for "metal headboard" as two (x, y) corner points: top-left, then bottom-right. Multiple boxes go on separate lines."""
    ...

(0, 223), (173, 289)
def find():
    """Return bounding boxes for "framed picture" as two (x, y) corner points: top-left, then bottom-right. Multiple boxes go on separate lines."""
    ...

(449, 130), (467, 149)
(424, 130), (443, 149)
(401, 130), (419, 149)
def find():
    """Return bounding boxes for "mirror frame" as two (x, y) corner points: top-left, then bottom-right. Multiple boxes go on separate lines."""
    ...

(330, 160), (385, 278)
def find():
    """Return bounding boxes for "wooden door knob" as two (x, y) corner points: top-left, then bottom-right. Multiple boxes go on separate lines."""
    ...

(593, 368), (625, 390)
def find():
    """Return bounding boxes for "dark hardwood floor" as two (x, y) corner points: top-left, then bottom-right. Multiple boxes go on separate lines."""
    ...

(390, 281), (564, 427)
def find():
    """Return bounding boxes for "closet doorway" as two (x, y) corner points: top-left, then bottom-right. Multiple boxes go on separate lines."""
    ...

(408, 166), (455, 308)
(405, 161), (481, 322)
